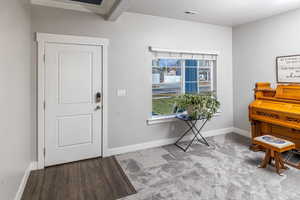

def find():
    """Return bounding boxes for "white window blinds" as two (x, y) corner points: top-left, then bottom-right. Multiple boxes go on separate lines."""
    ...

(149, 47), (218, 60)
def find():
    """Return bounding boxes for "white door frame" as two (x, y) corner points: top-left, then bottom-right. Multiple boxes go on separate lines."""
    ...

(36, 33), (109, 169)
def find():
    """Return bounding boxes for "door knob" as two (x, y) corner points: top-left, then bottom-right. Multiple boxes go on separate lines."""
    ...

(95, 105), (101, 111)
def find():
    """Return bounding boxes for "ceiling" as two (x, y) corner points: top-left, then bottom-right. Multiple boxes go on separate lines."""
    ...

(31, 0), (300, 26)
(128, 0), (300, 26)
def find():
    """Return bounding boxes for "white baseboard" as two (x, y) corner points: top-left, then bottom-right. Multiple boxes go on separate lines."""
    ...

(107, 127), (234, 156)
(14, 161), (38, 200)
(202, 127), (234, 138)
(233, 127), (251, 138)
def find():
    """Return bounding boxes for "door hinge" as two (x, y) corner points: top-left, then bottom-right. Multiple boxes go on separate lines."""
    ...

(43, 148), (46, 157)
(43, 54), (46, 63)
(43, 101), (46, 110)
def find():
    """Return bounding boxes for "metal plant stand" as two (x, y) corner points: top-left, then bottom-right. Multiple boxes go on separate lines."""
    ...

(175, 114), (210, 152)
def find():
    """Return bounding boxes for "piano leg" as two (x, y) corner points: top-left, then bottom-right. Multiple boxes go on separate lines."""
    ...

(250, 124), (263, 150)
(250, 121), (264, 151)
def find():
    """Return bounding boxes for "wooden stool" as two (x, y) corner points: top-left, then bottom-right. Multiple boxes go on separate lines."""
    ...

(254, 135), (295, 175)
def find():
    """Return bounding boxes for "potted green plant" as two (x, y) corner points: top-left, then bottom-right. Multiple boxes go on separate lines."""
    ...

(175, 93), (220, 120)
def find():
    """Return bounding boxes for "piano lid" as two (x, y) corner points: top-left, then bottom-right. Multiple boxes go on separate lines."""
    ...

(275, 84), (300, 101)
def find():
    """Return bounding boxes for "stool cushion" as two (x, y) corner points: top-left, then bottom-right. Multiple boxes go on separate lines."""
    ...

(254, 135), (295, 149)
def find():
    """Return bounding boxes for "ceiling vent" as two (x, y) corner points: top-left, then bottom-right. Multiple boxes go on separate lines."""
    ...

(70, 0), (103, 6)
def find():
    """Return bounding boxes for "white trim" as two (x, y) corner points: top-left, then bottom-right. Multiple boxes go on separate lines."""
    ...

(233, 127), (251, 138)
(36, 33), (109, 168)
(147, 111), (222, 125)
(30, 0), (112, 15)
(106, 0), (131, 21)
(102, 36), (109, 157)
(37, 34), (45, 169)
(106, 127), (234, 156)
(37, 33), (109, 46)
(147, 115), (178, 125)
(14, 162), (38, 200)
(149, 46), (219, 56)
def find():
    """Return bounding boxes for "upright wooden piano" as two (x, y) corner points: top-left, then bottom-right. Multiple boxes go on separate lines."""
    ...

(249, 82), (300, 168)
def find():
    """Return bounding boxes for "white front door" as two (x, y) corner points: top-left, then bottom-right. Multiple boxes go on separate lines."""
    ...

(44, 42), (102, 166)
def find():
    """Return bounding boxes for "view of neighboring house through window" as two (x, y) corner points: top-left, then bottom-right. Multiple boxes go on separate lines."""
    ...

(152, 52), (217, 117)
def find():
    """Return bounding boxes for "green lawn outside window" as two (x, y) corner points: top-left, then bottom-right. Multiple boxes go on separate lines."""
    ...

(152, 97), (177, 116)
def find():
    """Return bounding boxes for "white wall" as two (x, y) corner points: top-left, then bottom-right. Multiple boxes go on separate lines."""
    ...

(0, 0), (33, 199)
(233, 8), (300, 133)
(31, 6), (233, 150)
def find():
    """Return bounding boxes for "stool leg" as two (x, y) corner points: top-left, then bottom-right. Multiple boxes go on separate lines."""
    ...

(274, 152), (280, 175)
(259, 149), (271, 168)
(278, 153), (288, 170)
(269, 150), (274, 165)
(274, 152), (285, 176)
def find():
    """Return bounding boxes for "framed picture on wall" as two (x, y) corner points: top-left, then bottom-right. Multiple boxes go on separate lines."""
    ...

(276, 55), (300, 83)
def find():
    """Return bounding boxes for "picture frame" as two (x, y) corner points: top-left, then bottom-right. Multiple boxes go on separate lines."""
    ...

(276, 55), (300, 83)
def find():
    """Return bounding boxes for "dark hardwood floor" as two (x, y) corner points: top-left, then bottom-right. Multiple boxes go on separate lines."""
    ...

(21, 157), (136, 200)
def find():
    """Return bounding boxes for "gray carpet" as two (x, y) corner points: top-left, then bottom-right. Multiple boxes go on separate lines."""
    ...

(116, 133), (300, 200)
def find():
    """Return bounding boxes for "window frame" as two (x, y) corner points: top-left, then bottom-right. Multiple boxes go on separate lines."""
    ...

(150, 56), (218, 123)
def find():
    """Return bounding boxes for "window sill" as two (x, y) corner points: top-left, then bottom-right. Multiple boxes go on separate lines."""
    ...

(147, 110), (222, 125)
(147, 115), (178, 125)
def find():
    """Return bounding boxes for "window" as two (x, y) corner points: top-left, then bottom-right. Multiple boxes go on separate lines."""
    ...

(151, 50), (217, 117)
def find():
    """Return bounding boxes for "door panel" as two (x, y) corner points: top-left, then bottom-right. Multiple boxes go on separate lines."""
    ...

(45, 43), (102, 166)
(59, 51), (93, 104)
(57, 114), (93, 147)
